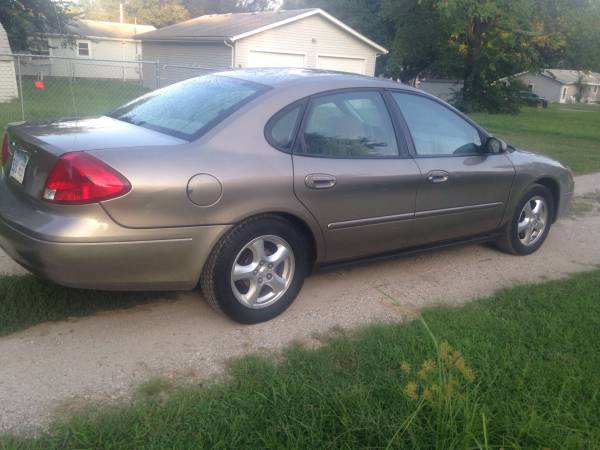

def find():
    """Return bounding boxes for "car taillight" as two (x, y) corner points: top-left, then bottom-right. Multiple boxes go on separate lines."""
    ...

(1, 133), (9, 167)
(43, 152), (131, 204)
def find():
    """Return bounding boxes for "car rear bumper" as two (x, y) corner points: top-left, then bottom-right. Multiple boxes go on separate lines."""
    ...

(0, 173), (230, 290)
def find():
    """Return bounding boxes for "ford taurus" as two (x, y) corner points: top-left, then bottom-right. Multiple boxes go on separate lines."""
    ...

(0, 69), (574, 323)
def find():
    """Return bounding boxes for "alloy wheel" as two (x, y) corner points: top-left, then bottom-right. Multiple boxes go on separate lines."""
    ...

(517, 196), (548, 247)
(230, 235), (295, 309)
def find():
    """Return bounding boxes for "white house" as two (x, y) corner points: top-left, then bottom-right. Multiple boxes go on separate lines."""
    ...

(135, 8), (387, 87)
(0, 21), (18, 103)
(22, 19), (155, 81)
(513, 69), (600, 104)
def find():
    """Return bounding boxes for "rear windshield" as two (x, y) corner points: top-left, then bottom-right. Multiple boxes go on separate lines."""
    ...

(108, 75), (268, 141)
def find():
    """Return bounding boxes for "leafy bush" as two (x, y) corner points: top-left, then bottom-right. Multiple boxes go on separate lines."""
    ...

(453, 80), (525, 114)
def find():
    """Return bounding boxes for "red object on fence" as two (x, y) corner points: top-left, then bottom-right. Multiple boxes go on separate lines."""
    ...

(34, 80), (45, 90)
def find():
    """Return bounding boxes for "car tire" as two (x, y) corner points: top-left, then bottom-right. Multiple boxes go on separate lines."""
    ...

(495, 184), (554, 255)
(200, 214), (309, 324)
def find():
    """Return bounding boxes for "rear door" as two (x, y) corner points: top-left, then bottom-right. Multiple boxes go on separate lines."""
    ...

(289, 89), (421, 263)
(389, 91), (515, 245)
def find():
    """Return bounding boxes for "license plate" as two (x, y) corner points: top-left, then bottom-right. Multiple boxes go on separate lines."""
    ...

(9, 150), (30, 184)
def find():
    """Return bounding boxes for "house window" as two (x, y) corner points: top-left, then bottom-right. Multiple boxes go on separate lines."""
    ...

(29, 39), (50, 57)
(594, 86), (598, 95)
(561, 87), (567, 100)
(528, 83), (534, 91)
(77, 40), (91, 57)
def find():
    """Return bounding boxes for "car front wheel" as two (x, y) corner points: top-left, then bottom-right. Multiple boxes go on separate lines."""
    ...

(495, 184), (554, 255)
(201, 215), (309, 324)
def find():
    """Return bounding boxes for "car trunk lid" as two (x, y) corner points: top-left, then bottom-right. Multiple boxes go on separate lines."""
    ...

(2, 116), (185, 201)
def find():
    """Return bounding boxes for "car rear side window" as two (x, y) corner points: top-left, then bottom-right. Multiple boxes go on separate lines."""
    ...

(391, 92), (482, 156)
(109, 75), (267, 141)
(298, 91), (399, 158)
(267, 104), (303, 151)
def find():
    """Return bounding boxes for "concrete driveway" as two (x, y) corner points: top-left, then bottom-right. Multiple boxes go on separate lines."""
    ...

(1, 173), (599, 435)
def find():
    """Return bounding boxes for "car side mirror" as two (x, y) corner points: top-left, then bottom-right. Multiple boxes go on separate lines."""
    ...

(486, 137), (507, 154)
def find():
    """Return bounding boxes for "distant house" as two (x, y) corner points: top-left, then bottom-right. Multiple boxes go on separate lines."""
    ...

(0, 21), (18, 103)
(135, 8), (387, 87)
(418, 79), (463, 102)
(22, 19), (155, 81)
(512, 69), (600, 104)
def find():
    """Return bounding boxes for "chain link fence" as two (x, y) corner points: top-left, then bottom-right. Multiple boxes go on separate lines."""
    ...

(0, 53), (225, 130)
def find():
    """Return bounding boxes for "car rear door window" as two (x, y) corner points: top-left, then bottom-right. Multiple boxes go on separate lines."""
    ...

(391, 92), (482, 156)
(298, 91), (399, 158)
(267, 105), (303, 151)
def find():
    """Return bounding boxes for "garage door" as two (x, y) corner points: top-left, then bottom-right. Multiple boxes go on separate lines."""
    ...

(316, 55), (366, 75)
(248, 50), (305, 68)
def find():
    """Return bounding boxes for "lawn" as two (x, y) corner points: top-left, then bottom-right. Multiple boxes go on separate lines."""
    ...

(0, 77), (148, 130)
(2, 269), (600, 449)
(470, 104), (600, 174)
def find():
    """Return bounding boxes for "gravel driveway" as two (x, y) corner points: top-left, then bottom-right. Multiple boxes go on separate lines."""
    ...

(1, 174), (599, 435)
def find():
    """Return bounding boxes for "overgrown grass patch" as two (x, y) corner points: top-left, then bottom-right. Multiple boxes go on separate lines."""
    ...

(470, 105), (600, 174)
(3, 269), (600, 449)
(0, 274), (174, 336)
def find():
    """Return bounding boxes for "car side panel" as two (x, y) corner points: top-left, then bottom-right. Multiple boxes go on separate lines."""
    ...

(411, 154), (515, 244)
(501, 149), (574, 225)
(92, 89), (327, 262)
(292, 155), (421, 262)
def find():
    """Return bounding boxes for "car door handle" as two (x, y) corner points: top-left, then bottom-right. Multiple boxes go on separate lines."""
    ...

(305, 173), (337, 189)
(427, 171), (450, 184)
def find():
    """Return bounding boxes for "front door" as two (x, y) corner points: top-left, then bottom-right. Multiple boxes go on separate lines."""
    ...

(291, 90), (422, 262)
(389, 91), (515, 245)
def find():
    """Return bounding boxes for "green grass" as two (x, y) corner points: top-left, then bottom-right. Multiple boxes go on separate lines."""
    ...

(0, 77), (148, 130)
(3, 269), (600, 449)
(470, 104), (600, 174)
(0, 274), (174, 336)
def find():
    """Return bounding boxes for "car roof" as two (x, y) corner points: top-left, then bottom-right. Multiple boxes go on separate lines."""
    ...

(215, 67), (418, 92)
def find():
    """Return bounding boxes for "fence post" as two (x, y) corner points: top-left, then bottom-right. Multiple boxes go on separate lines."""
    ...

(16, 55), (25, 121)
(155, 59), (160, 89)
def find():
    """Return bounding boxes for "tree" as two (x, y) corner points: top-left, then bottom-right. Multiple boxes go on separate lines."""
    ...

(78, 0), (190, 27)
(78, 0), (273, 26)
(283, 0), (389, 49)
(381, 0), (456, 82)
(0, 0), (74, 52)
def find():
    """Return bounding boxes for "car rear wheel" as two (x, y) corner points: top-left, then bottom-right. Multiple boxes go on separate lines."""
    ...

(495, 184), (554, 255)
(201, 215), (309, 324)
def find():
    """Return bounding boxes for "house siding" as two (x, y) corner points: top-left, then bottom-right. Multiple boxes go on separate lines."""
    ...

(512, 72), (598, 103)
(0, 22), (18, 103)
(19, 36), (145, 81)
(514, 73), (563, 102)
(141, 41), (232, 88)
(233, 14), (378, 76)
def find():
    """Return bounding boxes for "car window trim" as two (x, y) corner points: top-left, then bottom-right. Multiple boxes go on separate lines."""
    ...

(292, 87), (410, 160)
(385, 89), (492, 159)
(264, 100), (307, 153)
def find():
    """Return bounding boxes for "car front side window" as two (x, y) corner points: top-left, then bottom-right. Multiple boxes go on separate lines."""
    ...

(391, 92), (482, 157)
(298, 91), (399, 158)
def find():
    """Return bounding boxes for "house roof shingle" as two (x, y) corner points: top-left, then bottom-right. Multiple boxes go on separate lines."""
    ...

(134, 9), (315, 41)
(66, 19), (155, 40)
(134, 8), (387, 53)
(542, 69), (600, 86)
